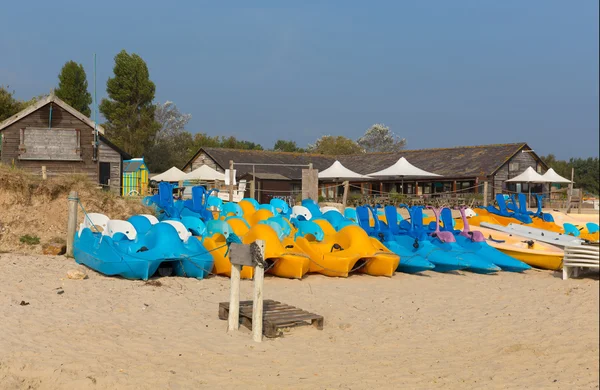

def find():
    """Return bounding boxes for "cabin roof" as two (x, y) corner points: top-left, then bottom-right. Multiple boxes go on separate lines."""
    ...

(0, 94), (105, 134)
(184, 143), (536, 180)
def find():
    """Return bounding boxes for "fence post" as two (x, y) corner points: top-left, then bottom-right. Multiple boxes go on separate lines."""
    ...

(342, 181), (350, 210)
(229, 160), (234, 203)
(567, 168), (574, 213)
(66, 191), (78, 257)
(252, 240), (265, 342)
(42, 166), (47, 180)
(483, 181), (488, 207)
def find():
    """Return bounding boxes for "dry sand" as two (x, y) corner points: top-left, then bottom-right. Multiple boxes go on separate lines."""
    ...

(1, 254), (598, 389)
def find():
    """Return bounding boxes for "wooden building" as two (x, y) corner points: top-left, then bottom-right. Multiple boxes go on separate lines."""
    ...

(0, 94), (130, 193)
(182, 143), (548, 204)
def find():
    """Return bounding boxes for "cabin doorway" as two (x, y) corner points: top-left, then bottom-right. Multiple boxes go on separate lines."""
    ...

(99, 162), (111, 189)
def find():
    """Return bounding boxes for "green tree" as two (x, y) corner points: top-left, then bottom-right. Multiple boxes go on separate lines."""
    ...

(144, 101), (193, 172)
(55, 61), (92, 116)
(541, 154), (570, 179)
(357, 123), (406, 153)
(0, 86), (24, 122)
(571, 157), (599, 195)
(308, 135), (364, 155)
(220, 136), (263, 150)
(273, 139), (305, 153)
(190, 132), (222, 150)
(541, 154), (599, 195)
(99, 50), (160, 157)
(145, 132), (195, 172)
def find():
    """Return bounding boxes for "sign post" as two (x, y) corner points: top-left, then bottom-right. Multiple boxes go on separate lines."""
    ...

(227, 240), (266, 342)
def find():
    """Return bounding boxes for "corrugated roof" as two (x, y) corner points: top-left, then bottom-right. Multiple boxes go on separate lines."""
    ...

(340, 143), (530, 178)
(124, 161), (144, 173)
(187, 143), (532, 180)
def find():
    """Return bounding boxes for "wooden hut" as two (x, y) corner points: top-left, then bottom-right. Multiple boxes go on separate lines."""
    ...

(0, 94), (130, 193)
(122, 157), (149, 196)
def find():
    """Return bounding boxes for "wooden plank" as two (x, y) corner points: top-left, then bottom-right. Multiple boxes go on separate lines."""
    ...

(267, 313), (322, 323)
(229, 243), (256, 266)
(260, 310), (312, 319)
(246, 308), (298, 316)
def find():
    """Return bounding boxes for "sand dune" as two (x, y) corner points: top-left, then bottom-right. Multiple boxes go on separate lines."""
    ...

(1, 254), (598, 389)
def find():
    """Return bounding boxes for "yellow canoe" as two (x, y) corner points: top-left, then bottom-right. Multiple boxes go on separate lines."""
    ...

(473, 225), (564, 270)
(474, 209), (598, 241)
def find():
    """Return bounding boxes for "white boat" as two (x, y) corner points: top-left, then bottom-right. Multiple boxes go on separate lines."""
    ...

(480, 222), (585, 247)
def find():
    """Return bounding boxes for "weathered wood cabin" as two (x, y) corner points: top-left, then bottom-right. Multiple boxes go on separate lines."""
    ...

(182, 143), (548, 204)
(0, 95), (130, 193)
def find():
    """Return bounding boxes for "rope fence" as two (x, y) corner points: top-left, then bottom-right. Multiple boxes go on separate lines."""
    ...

(38, 165), (580, 210)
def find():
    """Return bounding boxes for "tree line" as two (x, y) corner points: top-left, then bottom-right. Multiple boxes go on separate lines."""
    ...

(1, 49), (406, 172)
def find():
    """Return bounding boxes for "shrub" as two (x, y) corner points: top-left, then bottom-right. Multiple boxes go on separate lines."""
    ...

(20, 234), (40, 245)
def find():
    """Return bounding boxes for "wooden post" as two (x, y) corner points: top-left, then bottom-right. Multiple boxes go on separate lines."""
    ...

(42, 165), (47, 180)
(228, 263), (242, 332)
(483, 181), (489, 207)
(567, 168), (574, 213)
(66, 191), (78, 257)
(252, 240), (265, 342)
(229, 160), (234, 203)
(252, 164), (256, 200)
(342, 181), (350, 210)
(178, 180), (183, 198)
(301, 165), (318, 202)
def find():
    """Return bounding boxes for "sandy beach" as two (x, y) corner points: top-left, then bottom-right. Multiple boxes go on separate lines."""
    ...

(1, 254), (598, 390)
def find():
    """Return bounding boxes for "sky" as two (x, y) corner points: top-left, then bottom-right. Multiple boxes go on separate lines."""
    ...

(1, 0), (598, 159)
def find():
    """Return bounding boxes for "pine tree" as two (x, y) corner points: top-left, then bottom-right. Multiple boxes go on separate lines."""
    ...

(55, 61), (92, 116)
(99, 50), (160, 157)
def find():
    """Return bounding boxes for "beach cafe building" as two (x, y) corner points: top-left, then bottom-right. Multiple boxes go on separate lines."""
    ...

(181, 143), (549, 204)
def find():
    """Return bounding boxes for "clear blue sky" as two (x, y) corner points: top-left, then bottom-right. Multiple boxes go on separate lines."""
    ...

(1, 0), (598, 159)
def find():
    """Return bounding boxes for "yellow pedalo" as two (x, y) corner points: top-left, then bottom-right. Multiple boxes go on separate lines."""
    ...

(295, 220), (399, 277)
